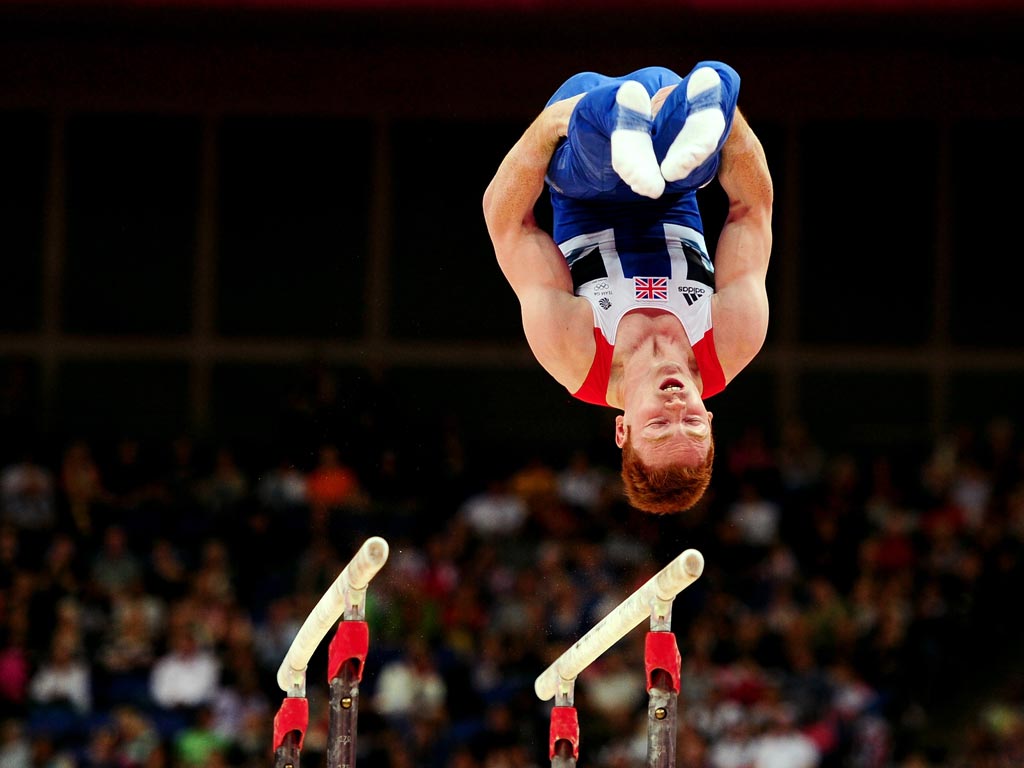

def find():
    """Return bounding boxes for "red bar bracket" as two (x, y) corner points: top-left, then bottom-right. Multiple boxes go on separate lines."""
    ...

(645, 631), (681, 693)
(549, 706), (580, 759)
(272, 696), (309, 751)
(328, 620), (369, 682)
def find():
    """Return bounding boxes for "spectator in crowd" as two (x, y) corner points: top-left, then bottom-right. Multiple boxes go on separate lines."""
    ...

(60, 440), (108, 541)
(196, 447), (248, 531)
(88, 525), (143, 603)
(104, 437), (158, 521)
(305, 443), (367, 538)
(0, 626), (29, 721)
(0, 717), (30, 768)
(777, 421), (825, 497)
(143, 538), (189, 603)
(457, 478), (528, 539)
(148, 626), (220, 714)
(28, 630), (92, 722)
(557, 449), (613, 514)
(251, 597), (301, 679)
(726, 479), (781, 554)
(209, 666), (270, 761)
(0, 407), (1017, 768)
(372, 639), (447, 734)
(254, 457), (307, 514)
(173, 704), (229, 768)
(96, 592), (159, 709)
(748, 699), (821, 768)
(0, 452), (56, 562)
(582, 646), (646, 732)
(110, 706), (161, 768)
(306, 444), (363, 512)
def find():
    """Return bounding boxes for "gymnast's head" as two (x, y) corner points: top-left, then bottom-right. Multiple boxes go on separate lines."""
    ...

(613, 368), (715, 514)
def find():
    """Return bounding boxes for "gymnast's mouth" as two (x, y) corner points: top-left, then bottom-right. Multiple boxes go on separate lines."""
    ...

(660, 378), (684, 392)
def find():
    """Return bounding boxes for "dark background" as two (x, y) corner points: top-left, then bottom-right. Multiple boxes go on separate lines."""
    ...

(0, 3), (1023, 766)
(1, 0), (1022, 472)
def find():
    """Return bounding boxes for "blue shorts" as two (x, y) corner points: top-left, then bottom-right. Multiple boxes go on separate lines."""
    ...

(545, 62), (740, 199)
(543, 63), (740, 245)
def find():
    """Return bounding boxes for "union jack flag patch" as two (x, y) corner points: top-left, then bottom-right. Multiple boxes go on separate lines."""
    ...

(634, 277), (668, 301)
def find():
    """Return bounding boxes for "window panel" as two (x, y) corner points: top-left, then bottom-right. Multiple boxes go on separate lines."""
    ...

(391, 119), (525, 341)
(0, 112), (48, 332)
(218, 117), (370, 338)
(65, 114), (199, 335)
(798, 120), (935, 345)
(951, 118), (1024, 347)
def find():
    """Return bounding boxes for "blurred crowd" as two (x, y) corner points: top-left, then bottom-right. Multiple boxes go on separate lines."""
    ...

(0, 405), (1022, 768)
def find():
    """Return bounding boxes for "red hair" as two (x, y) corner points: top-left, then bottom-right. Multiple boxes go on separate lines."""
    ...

(620, 431), (715, 514)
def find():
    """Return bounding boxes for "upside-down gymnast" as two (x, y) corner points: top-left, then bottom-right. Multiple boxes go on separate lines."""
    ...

(483, 62), (773, 514)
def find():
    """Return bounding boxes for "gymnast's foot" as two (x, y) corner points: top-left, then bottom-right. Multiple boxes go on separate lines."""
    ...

(611, 80), (665, 199)
(660, 66), (726, 183)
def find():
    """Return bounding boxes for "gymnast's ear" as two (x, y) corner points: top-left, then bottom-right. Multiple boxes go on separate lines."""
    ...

(614, 415), (626, 448)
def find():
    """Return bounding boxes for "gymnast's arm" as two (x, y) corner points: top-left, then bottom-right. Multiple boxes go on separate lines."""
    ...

(482, 95), (591, 380)
(709, 108), (774, 378)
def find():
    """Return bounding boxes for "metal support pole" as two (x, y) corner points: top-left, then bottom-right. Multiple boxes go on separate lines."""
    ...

(272, 695), (309, 768)
(327, 660), (361, 768)
(274, 731), (303, 768)
(644, 628), (682, 768)
(646, 668), (678, 768)
(326, 620), (369, 768)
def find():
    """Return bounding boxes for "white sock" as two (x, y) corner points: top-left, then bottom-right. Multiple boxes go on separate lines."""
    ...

(660, 67), (726, 183)
(611, 80), (665, 199)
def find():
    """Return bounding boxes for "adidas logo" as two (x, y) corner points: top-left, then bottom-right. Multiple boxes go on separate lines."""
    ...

(677, 285), (706, 306)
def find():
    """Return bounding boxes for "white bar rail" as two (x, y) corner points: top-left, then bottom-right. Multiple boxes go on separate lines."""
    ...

(276, 536), (390, 693)
(534, 548), (704, 702)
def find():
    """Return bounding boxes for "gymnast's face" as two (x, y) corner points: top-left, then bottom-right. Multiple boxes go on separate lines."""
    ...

(614, 363), (713, 468)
